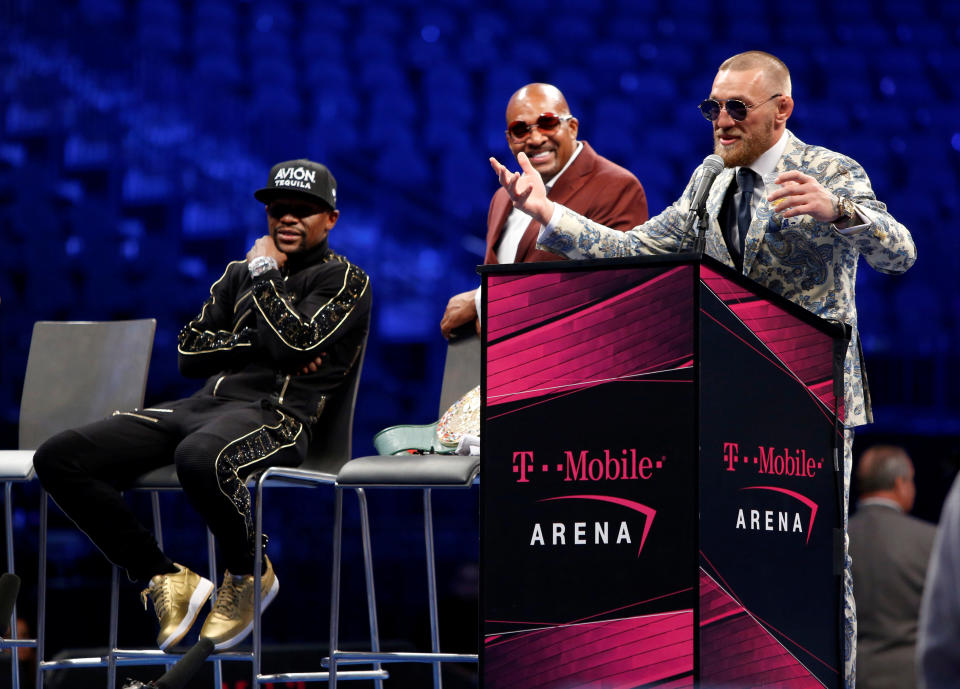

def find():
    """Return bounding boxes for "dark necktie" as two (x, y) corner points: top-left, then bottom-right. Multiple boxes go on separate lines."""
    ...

(736, 167), (755, 259)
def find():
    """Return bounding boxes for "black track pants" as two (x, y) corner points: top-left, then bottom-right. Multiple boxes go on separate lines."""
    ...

(33, 395), (307, 581)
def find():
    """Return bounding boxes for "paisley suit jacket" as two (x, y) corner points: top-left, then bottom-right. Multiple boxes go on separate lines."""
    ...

(539, 130), (916, 427)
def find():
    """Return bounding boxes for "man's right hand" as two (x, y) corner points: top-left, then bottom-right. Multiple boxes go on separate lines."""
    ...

(440, 289), (479, 339)
(246, 235), (287, 269)
(489, 152), (555, 226)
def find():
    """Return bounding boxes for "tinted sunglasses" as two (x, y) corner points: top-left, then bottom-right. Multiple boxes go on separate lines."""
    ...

(267, 201), (328, 219)
(506, 113), (573, 140)
(699, 93), (781, 122)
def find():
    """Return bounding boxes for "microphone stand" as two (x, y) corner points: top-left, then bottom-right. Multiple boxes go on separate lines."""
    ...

(678, 203), (710, 257)
(691, 208), (710, 256)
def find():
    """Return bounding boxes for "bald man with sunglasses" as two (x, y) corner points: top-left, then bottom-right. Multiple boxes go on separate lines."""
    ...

(440, 83), (648, 337)
(491, 51), (915, 689)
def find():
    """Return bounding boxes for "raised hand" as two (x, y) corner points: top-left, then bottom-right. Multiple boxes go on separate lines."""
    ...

(766, 170), (847, 224)
(246, 235), (287, 268)
(489, 152), (555, 226)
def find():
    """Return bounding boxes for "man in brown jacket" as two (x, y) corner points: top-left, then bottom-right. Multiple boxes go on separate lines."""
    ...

(440, 83), (648, 337)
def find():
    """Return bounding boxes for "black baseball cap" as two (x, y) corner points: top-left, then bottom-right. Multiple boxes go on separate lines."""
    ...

(254, 159), (337, 209)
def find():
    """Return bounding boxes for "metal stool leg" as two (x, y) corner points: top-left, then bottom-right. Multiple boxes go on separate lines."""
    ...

(149, 494), (177, 680)
(206, 527), (220, 689)
(423, 488), (442, 689)
(356, 488), (384, 689)
(36, 492), (47, 689)
(107, 562), (120, 689)
(329, 487), (343, 689)
(253, 477), (265, 687)
(4, 482), (20, 689)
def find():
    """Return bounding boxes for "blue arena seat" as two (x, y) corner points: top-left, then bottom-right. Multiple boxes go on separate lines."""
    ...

(588, 97), (639, 162)
(548, 67), (594, 106)
(193, 0), (236, 28)
(249, 55), (297, 91)
(193, 54), (243, 88)
(247, 0), (294, 33)
(552, 14), (596, 45)
(360, 5), (404, 34)
(376, 141), (429, 192)
(880, 0), (931, 20)
(509, 38), (551, 71)
(137, 0), (183, 55)
(483, 65), (534, 107)
(607, 15), (655, 43)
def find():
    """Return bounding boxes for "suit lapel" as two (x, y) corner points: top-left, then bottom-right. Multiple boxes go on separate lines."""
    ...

(705, 168), (736, 269)
(514, 142), (598, 262)
(486, 191), (515, 264)
(513, 218), (542, 261)
(548, 142), (597, 203)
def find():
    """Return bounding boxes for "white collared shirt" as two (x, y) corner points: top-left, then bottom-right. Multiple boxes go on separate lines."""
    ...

(496, 141), (584, 264)
(734, 129), (790, 221)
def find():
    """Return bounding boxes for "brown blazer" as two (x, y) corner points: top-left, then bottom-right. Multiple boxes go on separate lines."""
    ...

(483, 141), (648, 264)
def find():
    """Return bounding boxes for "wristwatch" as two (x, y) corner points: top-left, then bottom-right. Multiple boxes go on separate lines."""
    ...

(832, 195), (856, 225)
(248, 256), (278, 278)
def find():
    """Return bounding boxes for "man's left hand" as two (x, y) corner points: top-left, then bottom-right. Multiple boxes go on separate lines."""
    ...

(246, 235), (287, 268)
(297, 353), (324, 375)
(766, 170), (844, 223)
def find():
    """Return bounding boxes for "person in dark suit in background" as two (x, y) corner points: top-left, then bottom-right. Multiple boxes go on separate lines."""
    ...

(917, 471), (960, 689)
(440, 82), (648, 337)
(850, 445), (935, 689)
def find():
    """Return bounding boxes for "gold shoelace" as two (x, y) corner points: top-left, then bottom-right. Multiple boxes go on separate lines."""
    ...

(141, 581), (169, 617)
(212, 576), (246, 614)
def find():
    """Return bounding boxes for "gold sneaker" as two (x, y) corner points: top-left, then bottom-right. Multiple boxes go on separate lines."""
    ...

(199, 556), (279, 650)
(140, 564), (215, 651)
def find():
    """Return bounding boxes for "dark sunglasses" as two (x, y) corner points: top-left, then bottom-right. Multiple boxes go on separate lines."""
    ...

(506, 113), (573, 140)
(699, 93), (782, 122)
(267, 201), (327, 219)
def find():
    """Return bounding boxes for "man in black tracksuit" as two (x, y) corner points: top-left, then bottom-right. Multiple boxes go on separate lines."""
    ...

(34, 159), (371, 651)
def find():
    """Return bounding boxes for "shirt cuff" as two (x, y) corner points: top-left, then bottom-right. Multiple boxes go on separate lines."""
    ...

(538, 203), (567, 245)
(474, 285), (482, 325)
(834, 204), (873, 236)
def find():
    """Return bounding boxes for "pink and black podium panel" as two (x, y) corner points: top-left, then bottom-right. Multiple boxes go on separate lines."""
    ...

(479, 256), (846, 689)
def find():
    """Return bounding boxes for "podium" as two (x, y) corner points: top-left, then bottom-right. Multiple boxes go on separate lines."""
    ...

(479, 255), (847, 689)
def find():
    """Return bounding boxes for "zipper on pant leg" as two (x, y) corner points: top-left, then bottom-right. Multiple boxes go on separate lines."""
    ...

(277, 375), (291, 405)
(112, 411), (160, 423)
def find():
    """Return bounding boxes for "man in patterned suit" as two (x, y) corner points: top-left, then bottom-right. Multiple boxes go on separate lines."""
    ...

(35, 159), (371, 652)
(490, 51), (916, 689)
(440, 82), (648, 337)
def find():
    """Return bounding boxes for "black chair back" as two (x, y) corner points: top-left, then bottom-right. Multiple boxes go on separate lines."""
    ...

(301, 315), (371, 477)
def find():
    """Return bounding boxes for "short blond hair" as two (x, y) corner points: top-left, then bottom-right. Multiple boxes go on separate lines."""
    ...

(718, 51), (792, 97)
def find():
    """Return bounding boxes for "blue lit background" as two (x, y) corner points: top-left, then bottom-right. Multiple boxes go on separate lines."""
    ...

(1, 0), (958, 682)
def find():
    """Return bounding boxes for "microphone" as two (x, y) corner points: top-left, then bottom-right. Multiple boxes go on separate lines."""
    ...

(121, 638), (214, 689)
(0, 573), (21, 634)
(154, 638), (214, 689)
(689, 154), (725, 213)
(679, 154), (726, 254)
